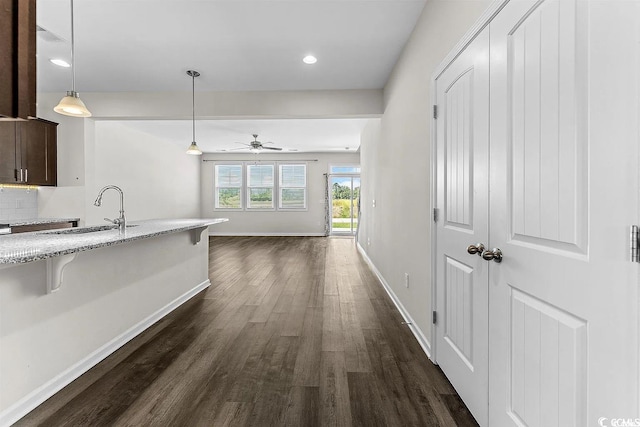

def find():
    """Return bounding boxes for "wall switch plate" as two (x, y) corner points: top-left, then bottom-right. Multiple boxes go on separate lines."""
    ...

(404, 273), (410, 288)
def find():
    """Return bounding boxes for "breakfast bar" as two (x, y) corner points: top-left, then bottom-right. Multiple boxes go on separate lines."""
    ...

(0, 218), (227, 423)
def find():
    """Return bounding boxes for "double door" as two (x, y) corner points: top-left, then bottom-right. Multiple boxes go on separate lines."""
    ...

(434, 1), (639, 425)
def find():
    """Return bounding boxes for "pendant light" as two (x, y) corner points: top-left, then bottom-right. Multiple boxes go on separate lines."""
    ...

(185, 70), (203, 155)
(54, 0), (92, 117)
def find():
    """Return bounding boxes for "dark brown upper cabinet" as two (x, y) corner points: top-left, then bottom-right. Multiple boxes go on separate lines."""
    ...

(0, 121), (18, 183)
(0, 119), (57, 186)
(0, 0), (37, 119)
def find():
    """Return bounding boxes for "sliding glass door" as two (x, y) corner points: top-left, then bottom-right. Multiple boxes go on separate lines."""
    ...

(330, 175), (360, 235)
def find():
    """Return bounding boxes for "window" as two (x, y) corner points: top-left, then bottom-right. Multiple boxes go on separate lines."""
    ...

(279, 164), (307, 209)
(214, 162), (308, 211)
(330, 165), (360, 174)
(215, 164), (243, 209)
(247, 164), (274, 209)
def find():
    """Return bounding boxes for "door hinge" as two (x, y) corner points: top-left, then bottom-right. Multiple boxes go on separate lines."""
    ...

(433, 208), (439, 222)
(631, 225), (640, 262)
(432, 311), (437, 324)
(433, 105), (438, 119)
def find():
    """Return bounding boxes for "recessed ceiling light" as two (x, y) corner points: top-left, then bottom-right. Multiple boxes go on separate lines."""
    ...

(50, 58), (71, 68)
(303, 55), (317, 65)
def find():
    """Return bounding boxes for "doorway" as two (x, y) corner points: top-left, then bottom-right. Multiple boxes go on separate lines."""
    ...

(330, 175), (360, 235)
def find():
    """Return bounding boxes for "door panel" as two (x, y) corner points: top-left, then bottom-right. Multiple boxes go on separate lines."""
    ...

(489, 0), (639, 425)
(508, 288), (587, 427)
(445, 68), (474, 229)
(444, 257), (474, 368)
(435, 28), (490, 426)
(508, 0), (587, 253)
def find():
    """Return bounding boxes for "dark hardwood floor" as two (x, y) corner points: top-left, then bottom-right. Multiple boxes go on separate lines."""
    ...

(16, 236), (477, 427)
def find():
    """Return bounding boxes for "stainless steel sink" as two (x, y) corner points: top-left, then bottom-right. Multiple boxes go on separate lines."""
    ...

(42, 224), (138, 235)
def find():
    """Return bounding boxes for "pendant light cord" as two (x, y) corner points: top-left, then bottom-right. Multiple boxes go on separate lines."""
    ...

(192, 72), (195, 142)
(70, 0), (75, 92)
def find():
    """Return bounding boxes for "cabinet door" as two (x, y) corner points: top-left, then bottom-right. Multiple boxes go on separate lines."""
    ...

(0, 0), (36, 119)
(0, 121), (18, 183)
(21, 119), (57, 186)
(16, 0), (36, 119)
(0, 0), (14, 117)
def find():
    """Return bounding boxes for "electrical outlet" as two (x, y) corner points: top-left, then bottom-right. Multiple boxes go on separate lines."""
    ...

(15, 199), (23, 209)
(367, 237), (371, 246)
(372, 199), (376, 208)
(404, 273), (410, 288)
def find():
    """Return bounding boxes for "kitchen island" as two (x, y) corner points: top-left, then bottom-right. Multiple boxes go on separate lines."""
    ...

(0, 218), (228, 426)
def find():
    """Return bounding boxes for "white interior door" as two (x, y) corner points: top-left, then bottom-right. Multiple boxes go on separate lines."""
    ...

(488, 1), (639, 425)
(434, 28), (490, 426)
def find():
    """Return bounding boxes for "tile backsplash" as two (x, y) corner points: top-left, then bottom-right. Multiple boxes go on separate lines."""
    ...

(0, 187), (38, 221)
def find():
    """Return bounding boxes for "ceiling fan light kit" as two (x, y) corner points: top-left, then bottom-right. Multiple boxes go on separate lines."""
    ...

(54, 0), (92, 117)
(185, 69), (203, 156)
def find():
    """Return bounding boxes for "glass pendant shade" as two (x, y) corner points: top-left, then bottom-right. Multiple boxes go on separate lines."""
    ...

(54, 0), (91, 118)
(54, 91), (92, 117)
(186, 142), (202, 155)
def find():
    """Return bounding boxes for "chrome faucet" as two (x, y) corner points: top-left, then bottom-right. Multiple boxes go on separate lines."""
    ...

(94, 185), (126, 234)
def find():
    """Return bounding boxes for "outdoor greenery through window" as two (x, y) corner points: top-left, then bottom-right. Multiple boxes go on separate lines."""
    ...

(247, 164), (274, 209)
(279, 164), (307, 209)
(215, 164), (243, 209)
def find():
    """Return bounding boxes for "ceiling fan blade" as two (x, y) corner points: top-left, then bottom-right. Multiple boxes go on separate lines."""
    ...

(262, 141), (275, 145)
(234, 142), (251, 146)
(227, 147), (249, 151)
(262, 146), (283, 151)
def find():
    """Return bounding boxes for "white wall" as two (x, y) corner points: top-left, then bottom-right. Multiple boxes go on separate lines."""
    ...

(359, 0), (490, 353)
(86, 122), (201, 225)
(202, 152), (360, 235)
(35, 94), (202, 224)
(79, 89), (382, 119)
(37, 93), (88, 222)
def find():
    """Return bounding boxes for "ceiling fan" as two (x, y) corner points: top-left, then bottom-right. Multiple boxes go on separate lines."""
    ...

(230, 134), (283, 152)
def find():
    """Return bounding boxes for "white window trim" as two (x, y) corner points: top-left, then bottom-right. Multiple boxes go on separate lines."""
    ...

(278, 162), (308, 211)
(214, 162), (244, 211)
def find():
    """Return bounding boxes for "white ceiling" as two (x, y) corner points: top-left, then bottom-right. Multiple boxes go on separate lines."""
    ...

(36, 0), (426, 152)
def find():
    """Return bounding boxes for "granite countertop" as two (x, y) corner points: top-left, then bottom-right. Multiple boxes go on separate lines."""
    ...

(6, 218), (80, 227)
(0, 218), (228, 265)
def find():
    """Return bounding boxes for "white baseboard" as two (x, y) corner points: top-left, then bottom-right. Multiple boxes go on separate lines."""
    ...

(0, 280), (211, 427)
(209, 232), (326, 237)
(356, 243), (432, 360)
